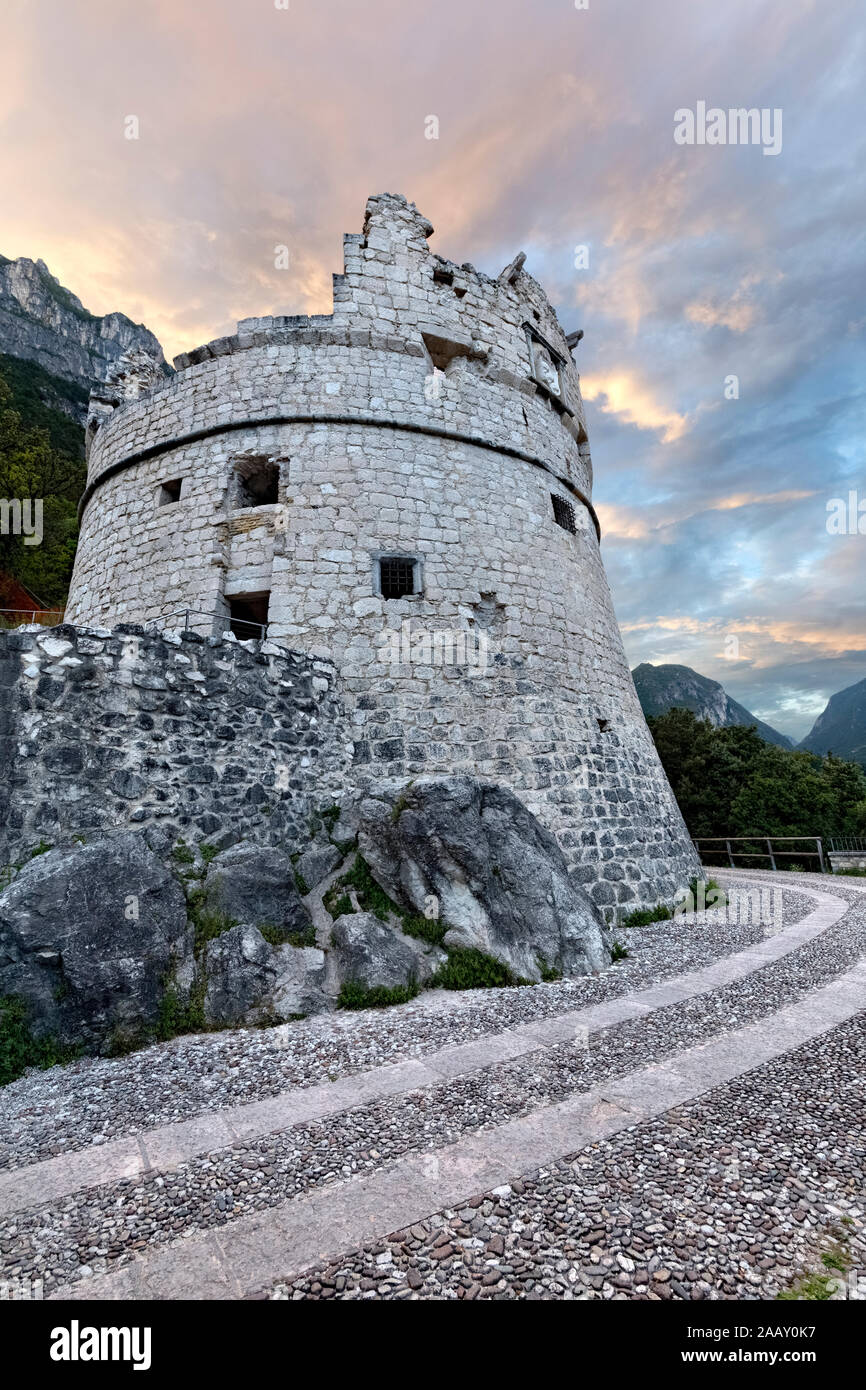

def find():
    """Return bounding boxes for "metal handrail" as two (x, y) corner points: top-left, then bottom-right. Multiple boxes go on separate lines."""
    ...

(828, 836), (866, 853)
(144, 607), (269, 639)
(693, 835), (826, 873)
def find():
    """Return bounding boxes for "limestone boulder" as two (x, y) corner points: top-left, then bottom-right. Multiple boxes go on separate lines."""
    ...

(329, 912), (444, 993)
(203, 843), (311, 936)
(294, 842), (342, 892)
(202, 924), (329, 1026)
(0, 833), (191, 1051)
(357, 777), (610, 982)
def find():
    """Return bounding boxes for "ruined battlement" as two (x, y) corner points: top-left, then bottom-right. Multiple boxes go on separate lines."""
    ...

(63, 194), (700, 920)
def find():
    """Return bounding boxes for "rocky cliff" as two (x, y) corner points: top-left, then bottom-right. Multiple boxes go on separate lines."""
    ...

(0, 253), (168, 420)
(798, 675), (866, 767)
(632, 662), (793, 749)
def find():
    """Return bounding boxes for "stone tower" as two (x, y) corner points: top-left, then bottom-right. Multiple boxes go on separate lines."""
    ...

(65, 193), (700, 919)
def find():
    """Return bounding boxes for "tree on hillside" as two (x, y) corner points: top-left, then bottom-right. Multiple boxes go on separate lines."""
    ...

(0, 376), (81, 607)
(647, 708), (866, 841)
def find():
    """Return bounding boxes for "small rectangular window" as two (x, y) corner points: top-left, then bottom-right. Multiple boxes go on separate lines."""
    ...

(552, 494), (577, 534)
(379, 557), (416, 600)
(159, 479), (183, 505)
(234, 457), (279, 508)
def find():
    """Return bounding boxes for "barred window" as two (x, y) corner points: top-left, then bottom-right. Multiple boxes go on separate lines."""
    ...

(552, 494), (577, 534)
(379, 557), (416, 600)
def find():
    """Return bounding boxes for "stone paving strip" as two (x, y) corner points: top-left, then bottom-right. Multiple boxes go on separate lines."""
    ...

(48, 960), (866, 1300)
(0, 878), (844, 1218)
(0, 882), (789, 1170)
(275, 1011), (866, 1301)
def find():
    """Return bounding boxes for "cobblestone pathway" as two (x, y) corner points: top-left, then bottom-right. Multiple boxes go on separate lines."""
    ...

(1, 872), (863, 1301)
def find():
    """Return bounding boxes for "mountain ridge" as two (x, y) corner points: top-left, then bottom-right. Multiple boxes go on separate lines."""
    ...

(632, 662), (794, 748)
(798, 675), (866, 767)
(0, 254), (168, 420)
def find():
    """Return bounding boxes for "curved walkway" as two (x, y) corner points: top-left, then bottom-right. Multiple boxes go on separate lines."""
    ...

(0, 877), (845, 1217)
(0, 871), (862, 1301)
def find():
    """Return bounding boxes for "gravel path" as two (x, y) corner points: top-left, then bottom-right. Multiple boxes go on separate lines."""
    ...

(2, 878), (863, 1296)
(272, 1010), (866, 1301)
(0, 884), (794, 1170)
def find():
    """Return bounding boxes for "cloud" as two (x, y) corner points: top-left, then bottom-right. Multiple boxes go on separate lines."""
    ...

(1, 0), (864, 738)
(581, 372), (689, 442)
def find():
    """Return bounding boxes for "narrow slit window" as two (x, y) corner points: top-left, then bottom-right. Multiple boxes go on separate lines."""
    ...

(379, 557), (416, 600)
(552, 494), (577, 534)
(159, 478), (183, 506)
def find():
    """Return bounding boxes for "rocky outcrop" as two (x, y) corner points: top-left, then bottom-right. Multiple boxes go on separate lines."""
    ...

(202, 925), (328, 1026)
(202, 844), (311, 938)
(357, 777), (610, 982)
(329, 912), (444, 992)
(0, 775), (618, 1065)
(632, 663), (793, 749)
(0, 834), (190, 1050)
(0, 254), (168, 416)
(798, 674), (866, 768)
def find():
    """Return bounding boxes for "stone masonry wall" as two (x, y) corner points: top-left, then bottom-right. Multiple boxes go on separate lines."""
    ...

(57, 193), (701, 919)
(0, 625), (352, 867)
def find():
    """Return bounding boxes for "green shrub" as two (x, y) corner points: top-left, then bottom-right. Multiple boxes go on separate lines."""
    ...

(776, 1272), (836, 1301)
(537, 958), (562, 982)
(337, 979), (419, 1010)
(398, 912), (448, 948)
(172, 840), (195, 865)
(621, 904), (672, 928)
(186, 887), (236, 955)
(259, 922), (316, 948)
(156, 975), (207, 1041)
(0, 995), (75, 1087)
(432, 947), (527, 991)
(335, 855), (395, 920)
(324, 855), (448, 947)
(685, 876), (727, 911)
(324, 890), (352, 919)
(611, 941), (630, 962)
(293, 869), (310, 896)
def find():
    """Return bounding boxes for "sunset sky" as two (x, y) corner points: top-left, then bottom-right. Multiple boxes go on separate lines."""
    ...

(3, 0), (864, 739)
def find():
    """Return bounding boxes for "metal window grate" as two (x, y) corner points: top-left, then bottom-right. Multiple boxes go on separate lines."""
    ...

(552, 494), (577, 534)
(380, 557), (415, 600)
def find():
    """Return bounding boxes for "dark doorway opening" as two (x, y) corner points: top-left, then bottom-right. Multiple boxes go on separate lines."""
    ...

(227, 591), (270, 640)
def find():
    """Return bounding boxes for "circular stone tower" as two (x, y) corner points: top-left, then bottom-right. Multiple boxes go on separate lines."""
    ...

(65, 193), (700, 919)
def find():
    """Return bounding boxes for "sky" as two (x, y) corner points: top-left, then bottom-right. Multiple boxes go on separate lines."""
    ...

(2, 0), (864, 740)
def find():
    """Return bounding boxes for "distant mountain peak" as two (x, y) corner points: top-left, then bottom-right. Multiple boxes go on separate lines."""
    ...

(798, 675), (866, 767)
(0, 254), (168, 420)
(631, 662), (794, 748)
